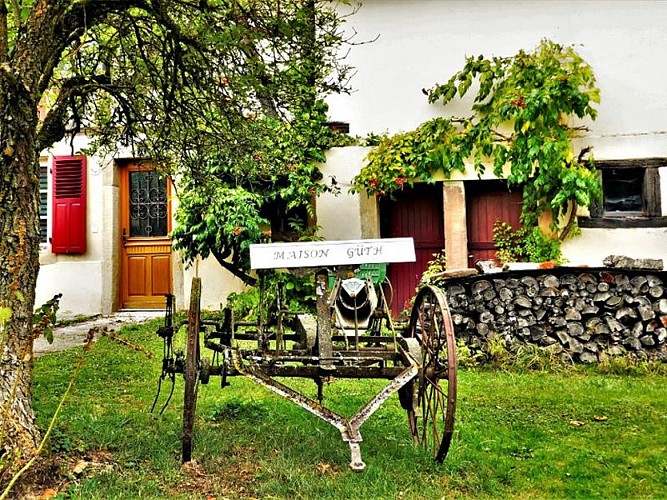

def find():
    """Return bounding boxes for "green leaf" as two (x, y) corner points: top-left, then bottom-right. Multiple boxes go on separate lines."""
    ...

(0, 307), (12, 325)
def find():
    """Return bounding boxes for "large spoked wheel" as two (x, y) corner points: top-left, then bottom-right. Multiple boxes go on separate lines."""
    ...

(406, 284), (457, 463)
(182, 277), (202, 463)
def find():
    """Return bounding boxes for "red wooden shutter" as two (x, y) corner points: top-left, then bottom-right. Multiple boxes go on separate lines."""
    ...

(51, 155), (87, 254)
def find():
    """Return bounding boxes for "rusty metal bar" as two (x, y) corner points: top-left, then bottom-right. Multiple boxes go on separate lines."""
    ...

(244, 351), (401, 362)
(208, 363), (405, 379)
(347, 363), (418, 433)
(228, 340), (421, 472)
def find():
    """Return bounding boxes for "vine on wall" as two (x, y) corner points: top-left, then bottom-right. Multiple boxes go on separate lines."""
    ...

(352, 39), (602, 241)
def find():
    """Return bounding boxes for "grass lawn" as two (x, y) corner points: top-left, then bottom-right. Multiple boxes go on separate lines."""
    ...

(26, 319), (667, 499)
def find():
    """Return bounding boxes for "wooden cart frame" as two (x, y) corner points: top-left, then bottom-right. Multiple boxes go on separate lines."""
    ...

(154, 238), (457, 472)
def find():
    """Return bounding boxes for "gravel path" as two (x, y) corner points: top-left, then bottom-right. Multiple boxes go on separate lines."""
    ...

(33, 311), (163, 357)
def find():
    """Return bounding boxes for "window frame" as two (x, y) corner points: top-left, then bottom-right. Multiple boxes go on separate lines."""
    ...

(581, 158), (667, 228)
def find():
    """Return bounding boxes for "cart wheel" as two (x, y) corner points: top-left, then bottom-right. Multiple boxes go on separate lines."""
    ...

(406, 284), (457, 463)
(182, 277), (202, 463)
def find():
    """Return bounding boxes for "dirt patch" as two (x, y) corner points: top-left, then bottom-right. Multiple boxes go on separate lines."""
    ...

(172, 451), (263, 499)
(33, 311), (162, 357)
(2, 450), (117, 500)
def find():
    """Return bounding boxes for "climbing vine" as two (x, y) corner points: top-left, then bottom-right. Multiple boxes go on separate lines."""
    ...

(353, 39), (602, 238)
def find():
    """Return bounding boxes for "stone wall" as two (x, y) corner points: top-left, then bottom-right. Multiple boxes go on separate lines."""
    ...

(442, 268), (667, 363)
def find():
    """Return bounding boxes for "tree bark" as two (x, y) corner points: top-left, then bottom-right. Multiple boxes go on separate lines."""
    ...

(0, 0), (147, 472)
(0, 69), (42, 466)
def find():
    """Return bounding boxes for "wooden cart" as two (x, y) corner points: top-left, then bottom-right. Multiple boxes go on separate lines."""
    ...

(154, 238), (457, 472)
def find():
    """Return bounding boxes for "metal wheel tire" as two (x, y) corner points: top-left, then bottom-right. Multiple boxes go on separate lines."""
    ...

(406, 284), (457, 463)
(182, 277), (202, 463)
(382, 277), (394, 310)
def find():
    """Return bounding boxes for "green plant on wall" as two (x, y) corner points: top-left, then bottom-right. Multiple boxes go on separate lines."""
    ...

(352, 39), (602, 241)
(492, 221), (562, 264)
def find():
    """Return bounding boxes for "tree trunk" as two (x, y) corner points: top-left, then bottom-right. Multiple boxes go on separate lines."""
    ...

(0, 71), (42, 469)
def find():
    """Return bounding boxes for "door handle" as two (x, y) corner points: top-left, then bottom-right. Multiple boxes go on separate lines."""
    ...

(122, 228), (127, 245)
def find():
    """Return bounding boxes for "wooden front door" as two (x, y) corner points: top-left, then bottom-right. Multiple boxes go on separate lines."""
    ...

(120, 163), (172, 309)
(380, 183), (444, 316)
(466, 180), (522, 267)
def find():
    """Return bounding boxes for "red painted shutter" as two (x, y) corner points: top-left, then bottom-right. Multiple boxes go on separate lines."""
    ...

(51, 155), (87, 254)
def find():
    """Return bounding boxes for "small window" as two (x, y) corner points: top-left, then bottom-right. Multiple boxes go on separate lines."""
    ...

(582, 158), (665, 228)
(602, 167), (643, 215)
(261, 198), (316, 242)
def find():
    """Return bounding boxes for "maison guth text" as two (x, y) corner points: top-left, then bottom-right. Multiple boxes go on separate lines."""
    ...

(272, 243), (384, 264)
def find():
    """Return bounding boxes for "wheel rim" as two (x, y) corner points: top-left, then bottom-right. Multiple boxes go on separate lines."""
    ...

(182, 277), (201, 463)
(407, 284), (457, 462)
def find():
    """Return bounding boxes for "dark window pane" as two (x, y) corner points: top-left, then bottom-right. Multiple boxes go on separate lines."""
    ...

(603, 168), (643, 212)
(129, 171), (168, 237)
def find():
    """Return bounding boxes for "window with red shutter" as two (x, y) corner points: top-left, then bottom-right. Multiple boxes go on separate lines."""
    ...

(51, 155), (87, 254)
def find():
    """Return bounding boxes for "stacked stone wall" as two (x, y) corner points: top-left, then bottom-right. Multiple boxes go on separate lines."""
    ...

(443, 268), (667, 363)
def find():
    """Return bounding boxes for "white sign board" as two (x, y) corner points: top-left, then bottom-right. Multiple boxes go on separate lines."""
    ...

(250, 238), (416, 270)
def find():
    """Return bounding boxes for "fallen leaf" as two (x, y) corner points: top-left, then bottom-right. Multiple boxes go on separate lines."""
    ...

(40, 488), (58, 499)
(72, 460), (89, 475)
(316, 461), (339, 475)
(316, 462), (332, 474)
(569, 420), (586, 427)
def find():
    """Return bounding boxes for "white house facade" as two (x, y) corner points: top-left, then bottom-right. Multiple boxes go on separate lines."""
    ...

(36, 0), (667, 317)
(321, 0), (667, 262)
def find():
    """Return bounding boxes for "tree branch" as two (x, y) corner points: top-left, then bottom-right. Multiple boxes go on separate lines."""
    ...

(35, 74), (111, 150)
(212, 248), (256, 286)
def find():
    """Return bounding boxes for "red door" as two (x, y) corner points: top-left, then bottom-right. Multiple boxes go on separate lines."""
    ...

(380, 183), (444, 316)
(466, 180), (522, 267)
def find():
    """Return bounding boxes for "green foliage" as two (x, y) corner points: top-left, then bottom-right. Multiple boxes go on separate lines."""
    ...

(32, 294), (63, 344)
(0, 307), (10, 326)
(492, 221), (562, 263)
(456, 338), (483, 369)
(162, 4), (348, 281)
(511, 343), (564, 372)
(52, 1), (353, 284)
(352, 118), (462, 196)
(485, 334), (512, 368)
(420, 251), (447, 286)
(595, 353), (667, 376)
(226, 271), (315, 322)
(225, 289), (260, 322)
(353, 39), (602, 238)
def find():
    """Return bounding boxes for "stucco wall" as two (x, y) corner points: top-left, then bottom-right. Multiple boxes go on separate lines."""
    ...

(180, 257), (247, 312)
(36, 134), (113, 318)
(561, 228), (667, 267)
(329, 0), (667, 143)
(319, 0), (667, 269)
(36, 1), (667, 317)
(319, 146), (367, 241)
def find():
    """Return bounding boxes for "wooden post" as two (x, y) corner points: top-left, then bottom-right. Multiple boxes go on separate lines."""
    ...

(315, 269), (334, 370)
